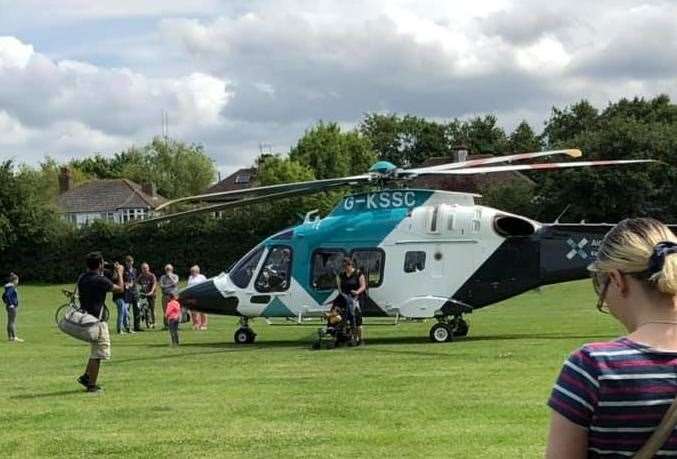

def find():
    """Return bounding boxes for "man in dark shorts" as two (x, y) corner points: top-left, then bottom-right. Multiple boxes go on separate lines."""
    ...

(77, 252), (124, 393)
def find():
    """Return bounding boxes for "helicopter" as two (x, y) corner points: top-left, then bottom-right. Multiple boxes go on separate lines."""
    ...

(143, 149), (662, 344)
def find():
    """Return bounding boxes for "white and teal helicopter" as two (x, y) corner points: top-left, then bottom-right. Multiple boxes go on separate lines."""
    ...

(146, 149), (660, 344)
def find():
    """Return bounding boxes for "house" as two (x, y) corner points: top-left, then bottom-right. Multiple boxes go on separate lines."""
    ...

(203, 167), (257, 196)
(411, 147), (535, 195)
(56, 168), (167, 227)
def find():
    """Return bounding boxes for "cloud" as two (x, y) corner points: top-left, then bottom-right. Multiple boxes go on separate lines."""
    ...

(0, 36), (233, 164)
(0, 1), (676, 176)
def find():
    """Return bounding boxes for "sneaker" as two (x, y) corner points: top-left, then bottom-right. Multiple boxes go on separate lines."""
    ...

(77, 374), (90, 389)
(86, 385), (103, 393)
(128, 329), (136, 335)
(117, 330), (126, 335)
(9, 337), (24, 343)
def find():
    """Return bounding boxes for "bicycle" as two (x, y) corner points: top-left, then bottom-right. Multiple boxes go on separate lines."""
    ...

(137, 294), (153, 329)
(54, 288), (109, 326)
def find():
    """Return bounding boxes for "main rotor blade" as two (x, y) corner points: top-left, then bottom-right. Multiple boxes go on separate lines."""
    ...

(155, 174), (371, 211)
(413, 159), (657, 175)
(136, 183), (348, 225)
(406, 149), (582, 174)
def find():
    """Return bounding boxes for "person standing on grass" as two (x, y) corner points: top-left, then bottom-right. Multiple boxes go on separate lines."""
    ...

(77, 252), (124, 394)
(546, 218), (677, 458)
(165, 292), (182, 346)
(3, 273), (23, 343)
(112, 268), (131, 335)
(187, 265), (208, 330)
(124, 255), (142, 332)
(138, 262), (158, 329)
(159, 264), (179, 330)
(338, 257), (366, 345)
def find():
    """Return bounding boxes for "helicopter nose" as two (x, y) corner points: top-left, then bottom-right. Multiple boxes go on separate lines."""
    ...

(179, 280), (239, 315)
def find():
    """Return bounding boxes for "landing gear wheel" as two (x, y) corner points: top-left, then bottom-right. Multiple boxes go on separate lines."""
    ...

(430, 323), (452, 343)
(454, 319), (469, 337)
(234, 328), (256, 344)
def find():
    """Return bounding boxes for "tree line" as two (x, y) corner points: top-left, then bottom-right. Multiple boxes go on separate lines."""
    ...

(1, 95), (675, 282)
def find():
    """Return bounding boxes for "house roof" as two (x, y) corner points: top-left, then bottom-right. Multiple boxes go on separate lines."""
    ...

(411, 154), (535, 194)
(204, 167), (257, 195)
(56, 179), (167, 213)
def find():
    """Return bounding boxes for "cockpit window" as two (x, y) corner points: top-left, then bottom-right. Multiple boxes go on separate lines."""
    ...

(230, 247), (264, 288)
(255, 246), (292, 293)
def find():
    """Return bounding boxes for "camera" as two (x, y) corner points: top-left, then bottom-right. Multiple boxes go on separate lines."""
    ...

(102, 260), (116, 280)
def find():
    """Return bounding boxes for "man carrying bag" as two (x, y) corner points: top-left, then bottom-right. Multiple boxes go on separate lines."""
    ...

(72, 252), (124, 393)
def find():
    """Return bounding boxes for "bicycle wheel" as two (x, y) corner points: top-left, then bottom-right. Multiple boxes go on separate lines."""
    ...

(54, 303), (71, 326)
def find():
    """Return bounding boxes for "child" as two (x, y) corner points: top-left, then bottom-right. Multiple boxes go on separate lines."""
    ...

(165, 292), (181, 346)
(2, 273), (23, 343)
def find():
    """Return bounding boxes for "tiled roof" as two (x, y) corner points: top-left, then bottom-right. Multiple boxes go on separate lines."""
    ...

(56, 179), (167, 213)
(204, 168), (257, 194)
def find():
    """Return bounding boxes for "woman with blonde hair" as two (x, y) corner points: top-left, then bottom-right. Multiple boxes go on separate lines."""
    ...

(546, 218), (677, 458)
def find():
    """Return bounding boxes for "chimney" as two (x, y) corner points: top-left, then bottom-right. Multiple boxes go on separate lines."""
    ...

(141, 182), (157, 197)
(58, 167), (72, 194)
(452, 145), (470, 163)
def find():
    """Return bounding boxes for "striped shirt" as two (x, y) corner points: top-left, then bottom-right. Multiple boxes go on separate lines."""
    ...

(549, 338), (677, 457)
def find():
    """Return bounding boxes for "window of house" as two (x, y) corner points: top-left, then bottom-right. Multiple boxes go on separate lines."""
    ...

(230, 247), (264, 288)
(255, 246), (292, 292)
(235, 175), (251, 184)
(404, 251), (426, 273)
(351, 249), (385, 288)
(311, 250), (346, 290)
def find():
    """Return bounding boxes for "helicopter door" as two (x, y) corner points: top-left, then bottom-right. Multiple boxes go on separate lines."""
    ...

(249, 246), (294, 317)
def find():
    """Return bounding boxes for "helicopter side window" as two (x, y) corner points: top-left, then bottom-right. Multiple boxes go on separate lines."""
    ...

(351, 249), (385, 288)
(255, 246), (292, 293)
(230, 247), (264, 289)
(311, 250), (346, 290)
(404, 251), (426, 273)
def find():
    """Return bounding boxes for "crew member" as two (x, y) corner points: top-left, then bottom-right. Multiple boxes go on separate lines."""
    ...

(339, 257), (367, 345)
(546, 218), (677, 457)
(77, 252), (124, 393)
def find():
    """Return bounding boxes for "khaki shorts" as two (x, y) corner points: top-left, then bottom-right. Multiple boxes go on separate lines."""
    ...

(90, 322), (111, 360)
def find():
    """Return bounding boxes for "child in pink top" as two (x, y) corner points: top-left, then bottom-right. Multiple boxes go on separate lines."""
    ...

(165, 293), (181, 346)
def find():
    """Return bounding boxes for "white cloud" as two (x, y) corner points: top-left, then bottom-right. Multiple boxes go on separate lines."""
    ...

(0, 36), (34, 70)
(0, 1), (675, 174)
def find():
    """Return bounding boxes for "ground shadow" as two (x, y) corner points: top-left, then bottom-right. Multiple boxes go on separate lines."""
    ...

(10, 389), (84, 400)
(106, 331), (616, 362)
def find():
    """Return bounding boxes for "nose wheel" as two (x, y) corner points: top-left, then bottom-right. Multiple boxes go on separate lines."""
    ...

(234, 317), (256, 344)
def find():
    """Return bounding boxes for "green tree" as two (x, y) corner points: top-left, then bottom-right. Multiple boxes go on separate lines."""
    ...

(542, 100), (598, 148)
(453, 115), (509, 155)
(360, 114), (449, 167)
(480, 181), (536, 217)
(508, 121), (542, 153)
(290, 122), (376, 178)
(536, 95), (677, 222)
(121, 137), (216, 199)
(0, 160), (67, 253)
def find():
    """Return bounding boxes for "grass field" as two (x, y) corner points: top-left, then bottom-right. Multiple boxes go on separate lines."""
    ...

(0, 281), (623, 458)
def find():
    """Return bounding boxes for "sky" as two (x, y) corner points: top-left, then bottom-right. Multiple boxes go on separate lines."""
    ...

(0, 0), (675, 176)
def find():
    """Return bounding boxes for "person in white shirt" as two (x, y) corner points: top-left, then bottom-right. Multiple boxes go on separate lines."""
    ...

(187, 265), (208, 330)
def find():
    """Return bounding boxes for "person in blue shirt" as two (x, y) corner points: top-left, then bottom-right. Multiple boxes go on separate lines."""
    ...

(2, 273), (23, 343)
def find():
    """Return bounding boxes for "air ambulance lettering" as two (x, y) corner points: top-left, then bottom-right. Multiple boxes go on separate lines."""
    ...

(343, 191), (418, 211)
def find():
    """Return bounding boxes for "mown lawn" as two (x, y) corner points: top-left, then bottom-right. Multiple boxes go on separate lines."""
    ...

(0, 281), (622, 458)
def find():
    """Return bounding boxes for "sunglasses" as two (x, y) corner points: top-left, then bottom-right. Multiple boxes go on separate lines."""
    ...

(589, 269), (610, 314)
